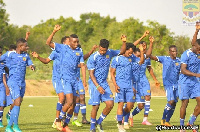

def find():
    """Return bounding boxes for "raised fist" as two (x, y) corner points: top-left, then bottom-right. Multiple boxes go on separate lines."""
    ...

(121, 35), (127, 42)
(53, 25), (61, 32)
(149, 36), (154, 43)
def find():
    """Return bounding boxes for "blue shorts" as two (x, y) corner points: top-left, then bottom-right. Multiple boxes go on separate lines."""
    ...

(164, 86), (178, 102)
(178, 82), (200, 100)
(20, 81), (26, 98)
(135, 83), (145, 103)
(115, 88), (135, 103)
(62, 79), (78, 96)
(88, 80), (113, 105)
(138, 80), (151, 96)
(6, 95), (13, 106)
(7, 81), (21, 100)
(52, 78), (64, 94)
(0, 84), (6, 107)
(77, 78), (85, 95)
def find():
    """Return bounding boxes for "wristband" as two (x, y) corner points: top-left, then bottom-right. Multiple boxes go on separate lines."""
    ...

(96, 85), (100, 89)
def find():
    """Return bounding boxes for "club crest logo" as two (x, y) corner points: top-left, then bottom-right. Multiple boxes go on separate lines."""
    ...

(129, 59), (132, 62)
(182, 0), (200, 25)
(1, 62), (4, 65)
(198, 55), (200, 59)
(175, 62), (179, 66)
(76, 52), (80, 56)
(147, 90), (151, 93)
(110, 94), (113, 98)
(106, 55), (109, 59)
(23, 57), (26, 61)
(141, 96), (144, 99)
(133, 96), (136, 99)
(80, 89), (84, 92)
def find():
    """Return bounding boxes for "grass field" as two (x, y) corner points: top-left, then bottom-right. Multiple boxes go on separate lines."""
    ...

(1, 97), (199, 132)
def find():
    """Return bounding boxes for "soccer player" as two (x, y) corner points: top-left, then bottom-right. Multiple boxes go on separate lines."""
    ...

(87, 35), (129, 132)
(111, 43), (144, 132)
(150, 45), (181, 126)
(72, 44), (98, 127)
(46, 25), (86, 132)
(0, 38), (35, 132)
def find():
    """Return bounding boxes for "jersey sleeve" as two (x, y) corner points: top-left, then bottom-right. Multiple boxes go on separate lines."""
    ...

(157, 56), (165, 63)
(181, 52), (189, 64)
(111, 56), (118, 69)
(87, 55), (95, 70)
(79, 51), (84, 63)
(54, 43), (64, 53)
(147, 59), (151, 66)
(26, 54), (33, 66)
(48, 51), (56, 61)
(110, 49), (120, 58)
(0, 53), (7, 62)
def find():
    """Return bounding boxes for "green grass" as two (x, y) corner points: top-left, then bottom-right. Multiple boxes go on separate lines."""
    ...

(1, 97), (199, 132)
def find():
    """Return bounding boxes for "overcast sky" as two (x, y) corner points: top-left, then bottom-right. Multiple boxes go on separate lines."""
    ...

(3, 0), (200, 39)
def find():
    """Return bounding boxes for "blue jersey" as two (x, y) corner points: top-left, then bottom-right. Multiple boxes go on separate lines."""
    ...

(54, 43), (84, 80)
(179, 49), (200, 83)
(0, 51), (15, 68)
(111, 55), (133, 88)
(0, 61), (5, 83)
(48, 50), (62, 80)
(139, 55), (151, 81)
(131, 55), (141, 83)
(157, 56), (181, 86)
(87, 49), (120, 84)
(0, 51), (32, 84)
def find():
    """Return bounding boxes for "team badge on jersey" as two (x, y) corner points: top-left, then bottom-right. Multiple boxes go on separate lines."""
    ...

(133, 96), (136, 99)
(76, 52), (80, 56)
(141, 96), (144, 99)
(129, 59), (132, 62)
(1, 62), (4, 65)
(198, 55), (200, 59)
(3, 100), (6, 105)
(175, 62), (179, 66)
(80, 89), (84, 92)
(110, 94), (113, 98)
(106, 55), (109, 59)
(23, 57), (26, 61)
(147, 90), (151, 93)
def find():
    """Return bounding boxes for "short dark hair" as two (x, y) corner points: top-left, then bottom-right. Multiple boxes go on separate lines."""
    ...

(134, 48), (140, 53)
(70, 34), (78, 38)
(126, 43), (136, 51)
(169, 45), (177, 51)
(61, 36), (69, 44)
(99, 39), (109, 49)
(78, 44), (81, 48)
(140, 41), (146, 44)
(9, 44), (16, 50)
(196, 39), (200, 45)
(16, 38), (27, 46)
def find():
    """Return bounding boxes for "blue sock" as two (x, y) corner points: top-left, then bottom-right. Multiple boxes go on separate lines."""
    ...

(56, 102), (62, 111)
(117, 115), (123, 122)
(90, 118), (96, 130)
(8, 110), (11, 116)
(59, 110), (66, 120)
(13, 106), (20, 125)
(180, 118), (184, 126)
(8, 110), (14, 126)
(166, 106), (175, 122)
(144, 101), (150, 116)
(64, 114), (72, 124)
(189, 115), (197, 125)
(132, 107), (141, 116)
(124, 113), (130, 123)
(97, 113), (106, 125)
(80, 104), (86, 114)
(0, 110), (3, 122)
(74, 103), (80, 114)
(123, 109), (129, 116)
(162, 103), (172, 120)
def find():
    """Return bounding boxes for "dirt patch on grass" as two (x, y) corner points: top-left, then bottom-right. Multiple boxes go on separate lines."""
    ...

(25, 80), (165, 96)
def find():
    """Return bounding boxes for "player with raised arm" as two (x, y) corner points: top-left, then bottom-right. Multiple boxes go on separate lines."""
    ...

(46, 25), (86, 132)
(0, 38), (35, 132)
(87, 35), (127, 132)
(150, 45), (181, 126)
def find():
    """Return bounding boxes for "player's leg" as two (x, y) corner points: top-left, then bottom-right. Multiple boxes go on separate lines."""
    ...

(90, 105), (100, 132)
(0, 86), (6, 128)
(180, 99), (189, 126)
(117, 102), (126, 132)
(80, 94), (90, 124)
(5, 94), (14, 124)
(72, 96), (82, 127)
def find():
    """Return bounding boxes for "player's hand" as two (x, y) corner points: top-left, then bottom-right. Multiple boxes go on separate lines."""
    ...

(6, 88), (10, 96)
(92, 45), (98, 51)
(196, 22), (200, 31)
(149, 36), (154, 43)
(97, 86), (105, 94)
(29, 65), (35, 71)
(115, 85), (120, 93)
(53, 25), (61, 32)
(138, 44), (144, 52)
(121, 35), (127, 42)
(132, 87), (136, 95)
(31, 52), (38, 58)
(196, 73), (200, 78)
(143, 30), (150, 37)
(26, 32), (30, 37)
(155, 80), (160, 87)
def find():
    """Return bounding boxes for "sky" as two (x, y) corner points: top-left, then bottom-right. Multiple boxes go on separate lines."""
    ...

(3, 0), (200, 39)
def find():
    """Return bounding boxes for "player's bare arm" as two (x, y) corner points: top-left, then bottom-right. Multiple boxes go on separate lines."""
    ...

(89, 70), (105, 94)
(119, 35), (127, 55)
(181, 63), (200, 77)
(147, 66), (160, 87)
(80, 63), (87, 90)
(191, 22), (200, 46)
(46, 25), (61, 48)
(32, 51), (51, 64)
(145, 36), (154, 58)
(138, 44), (145, 65)
(83, 45), (98, 60)
(133, 30), (149, 46)
(3, 73), (10, 96)
(110, 67), (120, 93)
(149, 55), (159, 62)
(25, 32), (30, 41)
